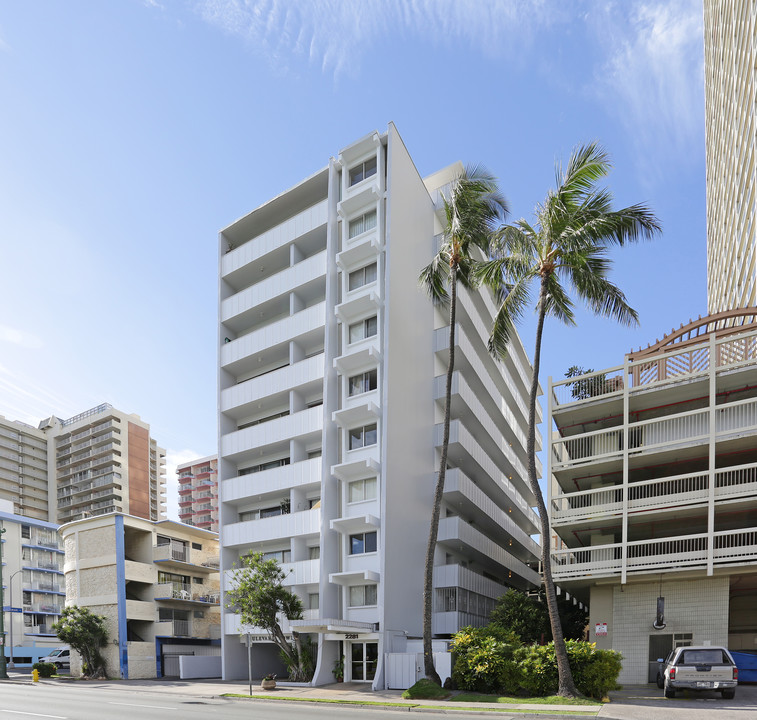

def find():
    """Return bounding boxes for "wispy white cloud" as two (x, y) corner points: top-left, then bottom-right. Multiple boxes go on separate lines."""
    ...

(192, 0), (703, 174)
(590, 0), (704, 174)
(0, 324), (43, 350)
(195, 0), (554, 78)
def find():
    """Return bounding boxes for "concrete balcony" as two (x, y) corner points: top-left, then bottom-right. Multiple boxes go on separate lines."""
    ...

(221, 302), (326, 376)
(221, 406), (323, 460)
(222, 508), (321, 548)
(222, 457), (322, 506)
(552, 397), (757, 473)
(221, 250), (327, 334)
(125, 599), (155, 622)
(444, 468), (539, 559)
(124, 560), (156, 584)
(433, 563), (507, 598)
(437, 516), (540, 589)
(433, 323), (535, 449)
(221, 354), (325, 418)
(455, 284), (534, 405)
(551, 461), (757, 528)
(436, 372), (530, 490)
(552, 525), (757, 581)
(435, 419), (537, 514)
(221, 199), (328, 280)
(280, 558), (319, 586)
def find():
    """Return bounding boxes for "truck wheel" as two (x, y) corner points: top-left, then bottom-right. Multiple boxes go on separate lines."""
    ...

(664, 683), (675, 699)
(721, 689), (735, 700)
(656, 673), (664, 689)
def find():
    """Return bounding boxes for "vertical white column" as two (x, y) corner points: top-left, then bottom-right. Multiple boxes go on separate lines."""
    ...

(621, 357), (630, 585)
(707, 333), (717, 576)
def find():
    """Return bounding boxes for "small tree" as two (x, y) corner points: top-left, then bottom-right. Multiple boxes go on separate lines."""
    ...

(490, 589), (589, 645)
(225, 551), (311, 681)
(53, 606), (108, 679)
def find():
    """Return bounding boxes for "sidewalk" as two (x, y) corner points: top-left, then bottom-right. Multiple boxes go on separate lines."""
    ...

(6, 671), (602, 715)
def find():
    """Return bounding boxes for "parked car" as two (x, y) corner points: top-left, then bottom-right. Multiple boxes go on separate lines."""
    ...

(38, 648), (70, 670)
(657, 646), (738, 699)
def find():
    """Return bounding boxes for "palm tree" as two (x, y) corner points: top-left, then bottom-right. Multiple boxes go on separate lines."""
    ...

(477, 142), (661, 697)
(418, 166), (508, 684)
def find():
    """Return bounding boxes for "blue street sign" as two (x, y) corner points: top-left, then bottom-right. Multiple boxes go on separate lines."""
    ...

(2, 607), (22, 613)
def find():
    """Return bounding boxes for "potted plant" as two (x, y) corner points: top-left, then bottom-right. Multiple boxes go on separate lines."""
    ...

(333, 656), (345, 683)
(261, 673), (277, 690)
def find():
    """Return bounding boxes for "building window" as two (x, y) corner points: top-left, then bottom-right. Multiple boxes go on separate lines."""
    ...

(349, 369), (378, 396)
(348, 477), (377, 503)
(349, 584), (378, 607)
(262, 549), (291, 563)
(21, 525), (30, 539)
(349, 531), (377, 555)
(348, 262), (378, 291)
(348, 210), (377, 239)
(309, 546), (320, 559)
(191, 543), (202, 550)
(349, 424), (377, 450)
(239, 457), (290, 475)
(308, 592), (320, 610)
(193, 577), (203, 584)
(349, 316), (378, 344)
(193, 610), (205, 619)
(348, 156), (377, 187)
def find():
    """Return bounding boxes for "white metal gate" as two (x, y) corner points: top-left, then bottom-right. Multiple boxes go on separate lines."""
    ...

(384, 652), (452, 689)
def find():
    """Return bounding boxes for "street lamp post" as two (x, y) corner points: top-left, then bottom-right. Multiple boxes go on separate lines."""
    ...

(7, 570), (21, 669)
(0, 527), (8, 679)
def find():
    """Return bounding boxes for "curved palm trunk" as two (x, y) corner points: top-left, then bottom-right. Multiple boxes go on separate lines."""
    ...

(528, 277), (579, 698)
(422, 268), (458, 685)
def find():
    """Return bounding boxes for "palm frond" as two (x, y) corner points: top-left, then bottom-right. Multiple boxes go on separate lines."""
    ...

(419, 251), (451, 306)
(488, 274), (533, 358)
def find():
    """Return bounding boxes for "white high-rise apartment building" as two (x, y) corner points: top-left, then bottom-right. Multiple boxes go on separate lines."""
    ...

(704, 0), (757, 312)
(218, 125), (541, 688)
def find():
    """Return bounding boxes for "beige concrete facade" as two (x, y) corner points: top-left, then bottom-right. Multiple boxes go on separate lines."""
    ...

(60, 513), (220, 679)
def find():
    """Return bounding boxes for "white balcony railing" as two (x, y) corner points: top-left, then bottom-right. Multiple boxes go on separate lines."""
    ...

(552, 463), (757, 525)
(552, 527), (757, 580)
(552, 397), (757, 469)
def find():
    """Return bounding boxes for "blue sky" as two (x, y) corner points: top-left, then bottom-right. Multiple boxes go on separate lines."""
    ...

(0, 0), (705, 519)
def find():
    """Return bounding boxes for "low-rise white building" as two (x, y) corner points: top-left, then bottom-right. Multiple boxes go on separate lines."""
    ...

(218, 124), (541, 688)
(548, 309), (757, 684)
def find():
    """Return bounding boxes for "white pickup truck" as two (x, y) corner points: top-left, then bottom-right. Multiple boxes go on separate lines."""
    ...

(658, 646), (738, 699)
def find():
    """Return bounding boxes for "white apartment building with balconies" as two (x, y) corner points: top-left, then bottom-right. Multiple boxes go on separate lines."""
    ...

(547, 309), (757, 684)
(218, 124), (541, 689)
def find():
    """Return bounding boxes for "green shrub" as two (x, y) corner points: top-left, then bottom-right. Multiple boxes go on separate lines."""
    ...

(33, 662), (57, 677)
(450, 626), (521, 694)
(514, 641), (622, 698)
(402, 678), (450, 699)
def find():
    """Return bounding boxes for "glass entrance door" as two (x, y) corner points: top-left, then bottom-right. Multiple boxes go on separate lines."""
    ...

(350, 642), (378, 682)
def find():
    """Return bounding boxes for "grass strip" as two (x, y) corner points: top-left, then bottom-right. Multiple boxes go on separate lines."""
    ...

(452, 693), (601, 706)
(222, 693), (600, 714)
